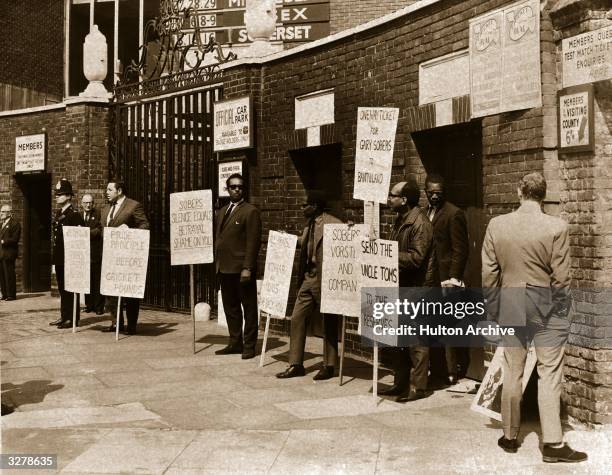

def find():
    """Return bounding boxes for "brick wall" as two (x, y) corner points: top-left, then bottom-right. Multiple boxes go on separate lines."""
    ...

(0, 1), (64, 99)
(330, 0), (419, 34)
(551, 0), (612, 426)
(216, 0), (612, 424)
(0, 101), (110, 294)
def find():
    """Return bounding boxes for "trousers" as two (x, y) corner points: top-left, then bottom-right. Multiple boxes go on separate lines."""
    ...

(288, 272), (338, 367)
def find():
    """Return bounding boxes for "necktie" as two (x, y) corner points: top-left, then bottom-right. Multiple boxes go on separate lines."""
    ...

(220, 204), (234, 229)
(307, 219), (315, 266)
(84, 211), (89, 222)
(428, 206), (436, 222)
(108, 203), (116, 224)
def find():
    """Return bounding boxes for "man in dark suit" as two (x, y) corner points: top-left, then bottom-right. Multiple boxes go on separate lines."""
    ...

(81, 194), (104, 315)
(215, 173), (262, 360)
(49, 179), (85, 328)
(100, 181), (150, 335)
(0, 204), (21, 301)
(276, 191), (342, 381)
(380, 179), (438, 402)
(482, 172), (586, 463)
(425, 173), (470, 385)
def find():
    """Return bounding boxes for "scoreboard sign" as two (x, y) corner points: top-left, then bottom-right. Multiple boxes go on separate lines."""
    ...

(182, 0), (330, 45)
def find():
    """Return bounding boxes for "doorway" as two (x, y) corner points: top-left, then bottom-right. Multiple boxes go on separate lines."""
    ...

(290, 143), (343, 218)
(18, 174), (52, 292)
(412, 121), (485, 380)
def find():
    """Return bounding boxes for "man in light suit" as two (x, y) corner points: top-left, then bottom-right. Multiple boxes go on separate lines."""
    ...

(0, 204), (21, 301)
(276, 191), (341, 381)
(482, 172), (587, 463)
(101, 181), (149, 335)
(215, 173), (262, 360)
(425, 174), (470, 385)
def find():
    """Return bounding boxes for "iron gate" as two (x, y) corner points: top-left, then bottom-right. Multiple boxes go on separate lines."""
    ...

(109, 2), (236, 311)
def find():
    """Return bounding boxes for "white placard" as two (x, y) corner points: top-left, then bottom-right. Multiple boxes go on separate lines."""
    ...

(15, 134), (46, 173)
(213, 96), (252, 151)
(259, 231), (297, 318)
(170, 190), (214, 265)
(100, 228), (150, 299)
(353, 107), (399, 204)
(471, 346), (536, 420)
(562, 25), (612, 88)
(63, 226), (90, 294)
(470, 0), (541, 118)
(320, 224), (366, 317)
(359, 238), (399, 346)
(218, 161), (243, 198)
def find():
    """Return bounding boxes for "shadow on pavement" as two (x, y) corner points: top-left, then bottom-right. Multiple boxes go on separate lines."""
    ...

(1, 380), (64, 410)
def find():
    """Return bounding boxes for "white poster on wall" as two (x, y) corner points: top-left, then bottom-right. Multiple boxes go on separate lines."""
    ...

(213, 96), (253, 151)
(470, 0), (541, 117)
(562, 25), (612, 88)
(15, 134), (46, 173)
(218, 161), (243, 197)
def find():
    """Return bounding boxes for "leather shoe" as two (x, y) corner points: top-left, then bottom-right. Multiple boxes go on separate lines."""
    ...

(57, 321), (76, 329)
(276, 365), (306, 379)
(448, 374), (459, 385)
(241, 349), (256, 360)
(498, 436), (519, 453)
(124, 328), (137, 335)
(215, 345), (243, 355)
(103, 324), (124, 333)
(396, 389), (432, 403)
(49, 319), (62, 326)
(5, 297), (15, 301)
(378, 384), (407, 397)
(313, 366), (335, 381)
(84, 308), (93, 313)
(542, 443), (587, 463)
(96, 310), (105, 315)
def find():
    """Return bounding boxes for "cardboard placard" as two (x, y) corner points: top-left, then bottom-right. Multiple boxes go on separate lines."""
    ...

(170, 190), (214, 265)
(353, 107), (399, 204)
(320, 224), (366, 317)
(358, 238), (399, 346)
(62, 226), (90, 294)
(259, 231), (297, 318)
(100, 228), (150, 299)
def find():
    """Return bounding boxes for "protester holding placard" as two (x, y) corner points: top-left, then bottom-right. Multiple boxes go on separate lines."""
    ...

(379, 179), (438, 402)
(49, 179), (85, 329)
(100, 181), (149, 335)
(276, 191), (342, 381)
(81, 194), (105, 315)
(215, 173), (262, 360)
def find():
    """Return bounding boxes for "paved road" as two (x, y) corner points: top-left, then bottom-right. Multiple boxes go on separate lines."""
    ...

(1, 294), (608, 474)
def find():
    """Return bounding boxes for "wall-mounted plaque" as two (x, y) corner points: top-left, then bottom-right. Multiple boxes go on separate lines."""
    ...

(213, 96), (253, 152)
(15, 133), (46, 173)
(558, 84), (594, 153)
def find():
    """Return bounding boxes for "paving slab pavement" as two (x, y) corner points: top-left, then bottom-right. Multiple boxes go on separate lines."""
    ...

(1, 293), (610, 474)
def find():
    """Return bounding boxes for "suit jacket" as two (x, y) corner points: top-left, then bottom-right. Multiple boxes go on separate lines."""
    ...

(429, 201), (469, 282)
(389, 206), (439, 287)
(83, 207), (103, 262)
(100, 197), (149, 230)
(52, 205), (85, 266)
(297, 212), (342, 289)
(215, 201), (262, 274)
(0, 218), (21, 261)
(481, 203), (571, 325)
